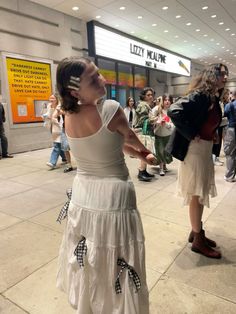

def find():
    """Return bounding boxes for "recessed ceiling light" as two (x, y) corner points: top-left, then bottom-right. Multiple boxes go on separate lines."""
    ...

(152, 23), (157, 26)
(204, 61), (208, 63)
(223, 60), (226, 62)
(221, 46), (225, 48)
(115, 24), (119, 27)
(162, 6), (168, 10)
(155, 41), (159, 44)
(191, 44), (195, 46)
(184, 40), (188, 42)
(138, 16), (143, 19)
(226, 49), (230, 51)
(120, 6), (125, 10)
(210, 38), (215, 41)
(219, 22), (224, 25)
(225, 28), (230, 31)
(203, 34), (208, 37)
(216, 43), (220, 45)
(186, 22), (191, 26)
(144, 36), (148, 39)
(234, 55), (236, 57)
(198, 47), (202, 50)
(211, 14), (216, 18)
(209, 53), (213, 56)
(214, 56), (218, 58)
(130, 31), (135, 34)
(176, 15), (181, 18)
(174, 35), (179, 38)
(231, 33), (235, 36)
(230, 52), (234, 54)
(72, 6), (79, 11)
(196, 29), (200, 32)
(164, 30), (169, 33)
(96, 15), (101, 19)
(219, 58), (222, 60)
(230, 63), (232, 66)
(202, 6), (208, 10)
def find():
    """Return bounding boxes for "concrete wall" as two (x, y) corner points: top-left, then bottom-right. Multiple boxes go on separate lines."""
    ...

(0, 0), (87, 153)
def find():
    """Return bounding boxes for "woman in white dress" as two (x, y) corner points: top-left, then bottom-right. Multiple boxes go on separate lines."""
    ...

(56, 57), (156, 313)
(123, 97), (136, 128)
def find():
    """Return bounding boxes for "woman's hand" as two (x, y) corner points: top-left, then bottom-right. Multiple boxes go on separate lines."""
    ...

(140, 151), (158, 165)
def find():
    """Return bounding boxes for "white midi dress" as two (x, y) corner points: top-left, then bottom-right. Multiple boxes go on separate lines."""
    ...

(57, 100), (149, 314)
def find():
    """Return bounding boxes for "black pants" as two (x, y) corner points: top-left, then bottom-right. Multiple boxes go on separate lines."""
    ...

(0, 124), (8, 156)
(212, 126), (224, 157)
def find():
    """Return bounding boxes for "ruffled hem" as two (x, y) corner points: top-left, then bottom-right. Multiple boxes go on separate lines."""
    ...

(57, 203), (149, 314)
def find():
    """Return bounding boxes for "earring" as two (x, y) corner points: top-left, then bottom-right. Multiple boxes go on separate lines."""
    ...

(77, 100), (82, 105)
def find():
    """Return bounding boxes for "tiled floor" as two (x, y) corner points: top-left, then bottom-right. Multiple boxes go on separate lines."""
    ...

(0, 149), (236, 314)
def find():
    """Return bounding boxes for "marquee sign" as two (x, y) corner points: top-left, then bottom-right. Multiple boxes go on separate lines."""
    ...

(88, 23), (191, 76)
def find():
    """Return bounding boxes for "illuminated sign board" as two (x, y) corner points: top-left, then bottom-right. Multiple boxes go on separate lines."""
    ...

(88, 23), (191, 76)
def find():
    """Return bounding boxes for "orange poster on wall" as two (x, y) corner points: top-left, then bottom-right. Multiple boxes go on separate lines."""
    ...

(6, 57), (52, 124)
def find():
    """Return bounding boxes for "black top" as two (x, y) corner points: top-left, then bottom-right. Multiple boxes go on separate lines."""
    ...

(0, 103), (6, 125)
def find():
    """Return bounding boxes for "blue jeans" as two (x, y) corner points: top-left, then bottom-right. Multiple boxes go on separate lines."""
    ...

(49, 142), (66, 166)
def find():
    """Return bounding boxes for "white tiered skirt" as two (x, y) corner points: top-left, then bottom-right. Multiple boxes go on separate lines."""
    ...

(177, 139), (217, 208)
(57, 174), (149, 314)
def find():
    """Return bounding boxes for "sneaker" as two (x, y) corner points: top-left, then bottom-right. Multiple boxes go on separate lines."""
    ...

(46, 162), (56, 169)
(214, 157), (224, 166)
(163, 165), (169, 172)
(224, 176), (236, 182)
(63, 166), (74, 173)
(159, 169), (165, 176)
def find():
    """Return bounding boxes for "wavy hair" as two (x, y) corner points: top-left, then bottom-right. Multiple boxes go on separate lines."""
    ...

(56, 57), (92, 113)
(139, 87), (155, 101)
(187, 63), (228, 99)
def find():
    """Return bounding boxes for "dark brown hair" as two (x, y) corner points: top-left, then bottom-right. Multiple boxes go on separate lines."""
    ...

(139, 87), (155, 101)
(56, 57), (92, 113)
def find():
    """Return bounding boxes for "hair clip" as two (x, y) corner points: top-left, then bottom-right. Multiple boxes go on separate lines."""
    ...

(67, 75), (81, 91)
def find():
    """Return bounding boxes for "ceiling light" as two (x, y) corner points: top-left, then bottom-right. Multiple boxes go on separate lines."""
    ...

(152, 23), (157, 26)
(230, 52), (234, 54)
(225, 28), (230, 31)
(196, 29), (200, 32)
(216, 43), (220, 45)
(162, 6), (168, 10)
(231, 33), (235, 36)
(234, 55), (236, 57)
(138, 15), (142, 19)
(226, 49), (230, 51)
(115, 24), (119, 27)
(130, 31), (135, 34)
(184, 40), (188, 42)
(219, 22), (224, 25)
(202, 6), (208, 10)
(186, 22), (191, 26)
(211, 14), (216, 18)
(120, 6), (125, 10)
(144, 36), (148, 39)
(223, 60), (226, 62)
(176, 15), (181, 18)
(95, 15), (101, 19)
(210, 38), (214, 41)
(198, 47), (202, 50)
(219, 58), (222, 60)
(191, 44), (195, 46)
(214, 56), (218, 58)
(174, 35), (179, 38)
(203, 34), (208, 37)
(221, 46), (225, 49)
(72, 6), (79, 11)
(164, 30), (169, 33)
(155, 41), (159, 44)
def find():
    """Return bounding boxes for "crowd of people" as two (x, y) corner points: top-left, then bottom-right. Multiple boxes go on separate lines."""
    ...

(2, 57), (235, 313)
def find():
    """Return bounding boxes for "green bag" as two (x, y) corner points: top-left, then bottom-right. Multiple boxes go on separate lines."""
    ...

(142, 118), (154, 136)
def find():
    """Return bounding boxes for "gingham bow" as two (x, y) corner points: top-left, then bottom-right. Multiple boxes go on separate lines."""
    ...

(74, 236), (87, 267)
(115, 258), (141, 294)
(56, 188), (72, 223)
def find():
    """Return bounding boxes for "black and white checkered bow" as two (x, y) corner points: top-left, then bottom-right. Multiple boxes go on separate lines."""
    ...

(115, 258), (141, 294)
(56, 188), (72, 223)
(74, 236), (87, 267)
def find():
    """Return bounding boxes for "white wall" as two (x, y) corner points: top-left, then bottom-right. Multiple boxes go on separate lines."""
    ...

(0, 0), (87, 153)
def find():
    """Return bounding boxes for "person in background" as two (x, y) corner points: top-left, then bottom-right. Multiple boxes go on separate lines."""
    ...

(152, 94), (173, 176)
(56, 56), (156, 313)
(60, 112), (74, 173)
(212, 88), (230, 166)
(123, 97), (136, 128)
(167, 63), (228, 259)
(0, 102), (13, 158)
(134, 87), (156, 182)
(223, 89), (236, 182)
(46, 95), (66, 169)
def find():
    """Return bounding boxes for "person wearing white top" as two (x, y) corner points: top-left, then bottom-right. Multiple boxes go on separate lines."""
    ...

(123, 97), (136, 128)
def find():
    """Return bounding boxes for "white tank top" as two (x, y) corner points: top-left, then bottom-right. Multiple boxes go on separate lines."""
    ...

(67, 100), (129, 178)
